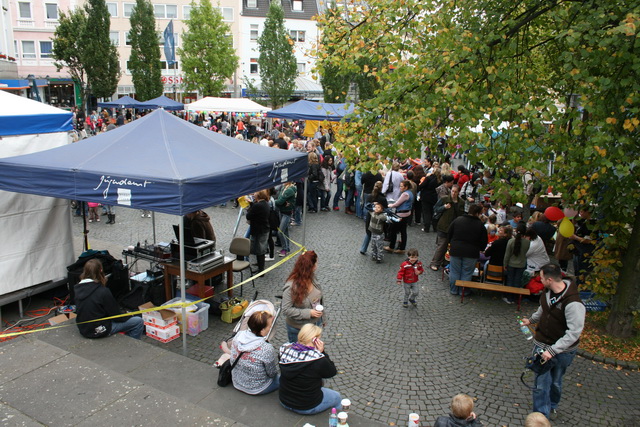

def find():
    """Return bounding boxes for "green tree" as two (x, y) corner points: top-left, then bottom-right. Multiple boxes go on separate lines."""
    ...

(129, 0), (163, 101)
(317, 0), (640, 337)
(52, 8), (89, 104)
(83, 0), (120, 100)
(178, 0), (237, 96)
(258, 1), (297, 109)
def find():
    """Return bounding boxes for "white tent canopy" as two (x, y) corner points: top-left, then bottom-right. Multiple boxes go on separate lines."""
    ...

(185, 97), (271, 113)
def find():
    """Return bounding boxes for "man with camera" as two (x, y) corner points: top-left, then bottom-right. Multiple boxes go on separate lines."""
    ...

(521, 263), (585, 421)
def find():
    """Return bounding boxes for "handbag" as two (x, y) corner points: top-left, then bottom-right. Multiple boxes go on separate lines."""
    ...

(217, 351), (245, 387)
(520, 350), (557, 390)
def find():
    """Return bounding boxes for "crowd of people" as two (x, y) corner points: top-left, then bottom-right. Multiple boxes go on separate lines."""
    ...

(69, 106), (595, 424)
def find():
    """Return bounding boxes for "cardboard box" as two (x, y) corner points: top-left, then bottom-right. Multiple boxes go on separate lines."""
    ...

(138, 302), (178, 329)
(145, 324), (180, 343)
(48, 312), (77, 326)
(162, 298), (210, 336)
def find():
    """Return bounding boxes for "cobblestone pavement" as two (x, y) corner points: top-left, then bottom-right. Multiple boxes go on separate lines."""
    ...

(74, 201), (640, 426)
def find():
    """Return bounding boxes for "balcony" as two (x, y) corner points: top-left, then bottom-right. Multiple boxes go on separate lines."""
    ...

(16, 19), (35, 28)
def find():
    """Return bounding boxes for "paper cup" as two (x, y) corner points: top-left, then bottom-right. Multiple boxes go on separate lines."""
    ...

(315, 304), (324, 313)
(337, 412), (348, 424)
(408, 412), (420, 426)
(341, 398), (351, 412)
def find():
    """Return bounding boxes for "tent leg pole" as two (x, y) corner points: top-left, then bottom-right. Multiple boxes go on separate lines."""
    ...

(152, 212), (156, 244)
(82, 202), (88, 251)
(179, 215), (187, 357)
(302, 178), (308, 247)
(232, 206), (244, 237)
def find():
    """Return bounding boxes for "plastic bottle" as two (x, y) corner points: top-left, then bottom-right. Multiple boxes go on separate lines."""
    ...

(519, 320), (533, 340)
(329, 407), (338, 427)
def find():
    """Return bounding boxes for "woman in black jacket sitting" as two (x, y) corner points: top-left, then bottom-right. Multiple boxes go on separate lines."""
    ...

(279, 324), (341, 415)
(75, 259), (144, 339)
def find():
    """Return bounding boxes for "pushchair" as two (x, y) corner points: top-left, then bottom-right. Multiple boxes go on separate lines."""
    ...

(213, 291), (281, 367)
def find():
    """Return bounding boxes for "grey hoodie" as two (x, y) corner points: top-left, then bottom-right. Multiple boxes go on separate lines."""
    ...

(230, 330), (278, 395)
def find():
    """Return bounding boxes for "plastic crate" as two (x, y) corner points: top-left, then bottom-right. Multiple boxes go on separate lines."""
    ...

(162, 297), (210, 336)
(580, 291), (607, 312)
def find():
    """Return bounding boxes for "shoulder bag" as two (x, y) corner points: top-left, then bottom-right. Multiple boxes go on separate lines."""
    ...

(217, 351), (245, 387)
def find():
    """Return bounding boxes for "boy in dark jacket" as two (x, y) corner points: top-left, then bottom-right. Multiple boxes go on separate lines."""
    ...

(434, 394), (482, 427)
(396, 248), (425, 308)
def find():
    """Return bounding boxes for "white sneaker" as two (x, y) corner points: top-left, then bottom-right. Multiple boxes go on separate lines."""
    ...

(146, 213), (152, 218)
(502, 297), (514, 304)
(265, 255), (275, 261)
(141, 213), (145, 217)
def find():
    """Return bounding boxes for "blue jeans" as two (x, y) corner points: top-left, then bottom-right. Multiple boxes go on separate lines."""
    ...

(293, 206), (302, 225)
(278, 213), (291, 252)
(333, 178), (344, 208)
(286, 319), (322, 343)
(110, 316), (144, 339)
(281, 387), (342, 415)
(255, 375), (280, 395)
(355, 186), (363, 218)
(506, 266), (525, 287)
(320, 190), (331, 210)
(449, 256), (477, 295)
(360, 231), (371, 254)
(532, 347), (577, 417)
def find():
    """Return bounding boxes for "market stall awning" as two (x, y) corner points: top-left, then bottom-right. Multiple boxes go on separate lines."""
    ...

(186, 97), (271, 113)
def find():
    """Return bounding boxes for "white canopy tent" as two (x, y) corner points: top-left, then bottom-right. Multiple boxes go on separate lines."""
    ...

(0, 90), (75, 297)
(185, 97), (271, 113)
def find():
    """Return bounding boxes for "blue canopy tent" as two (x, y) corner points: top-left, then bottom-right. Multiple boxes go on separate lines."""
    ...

(0, 109), (308, 215)
(97, 95), (142, 108)
(266, 100), (356, 122)
(136, 95), (184, 111)
(0, 108), (308, 354)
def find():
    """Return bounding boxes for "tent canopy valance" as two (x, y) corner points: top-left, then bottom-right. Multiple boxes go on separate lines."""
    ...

(266, 100), (356, 122)
(97, 95), (142, 109)
(0, 90), (73, 136)
(0, 109), (308, 216)
(186, 97), (271, 113)
(136, 95), (184, 111)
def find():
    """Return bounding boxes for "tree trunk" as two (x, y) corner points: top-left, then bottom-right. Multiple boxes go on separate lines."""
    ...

(606, 201), (640, 337)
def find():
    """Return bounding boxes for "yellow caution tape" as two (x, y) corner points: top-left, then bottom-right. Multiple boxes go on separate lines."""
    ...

(0, 231), (306, 339)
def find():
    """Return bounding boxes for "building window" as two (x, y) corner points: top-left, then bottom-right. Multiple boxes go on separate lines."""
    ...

(154, 4), (177, 19)
(297, 62), (305, 74)
(160, 61), (180, 70)
(250, 24), (258, 41)
(18, 2), (32, 19)
(250, 58), (258, 74)
(123, 3), (134, 17)
(21, 41), (36, 59)
(106, 2), (118, 17)
(110, 31), (119, 46)
(125, 32), (131, 46)
(182, 5), (191, 19)
(158, 32), (179, 47)
(292, 0), (303, 11)
(246, 0), (257, 8)
(45, 3), (58, 20)
(290, 30), (305, 42)
(219, 7), (232, 21)
(40, 41), (53, 58)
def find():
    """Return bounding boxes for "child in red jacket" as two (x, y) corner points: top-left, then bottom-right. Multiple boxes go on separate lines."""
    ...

(396, 248), (424, 308)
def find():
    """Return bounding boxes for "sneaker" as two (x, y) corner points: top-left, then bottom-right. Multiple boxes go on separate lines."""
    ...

(147, 213), (152, 218)
(549, 409), (558, 421)
(402, 302), (408, 308)
(333, 207), (340, 211)
(359, 251), (366, 255)
(88, 219), (93, 223)
(410, 300), (417, 307)
(430, 265), (439, 271)
(265, 256), (275, 261)
(278, 250), (288, 257)
(376, 259), (382, 264)
(141, 213), (145, 217)
(502, 297), (514, 304)
(96, 218), (100, 222)
(394, 249), (406, 254)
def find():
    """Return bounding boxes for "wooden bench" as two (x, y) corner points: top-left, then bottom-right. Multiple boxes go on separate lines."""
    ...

(455, 280), (531, 311)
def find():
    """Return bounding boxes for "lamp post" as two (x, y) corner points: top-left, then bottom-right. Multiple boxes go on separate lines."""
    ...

(45, 75), (50, 104)
(26, 74), (35, 100)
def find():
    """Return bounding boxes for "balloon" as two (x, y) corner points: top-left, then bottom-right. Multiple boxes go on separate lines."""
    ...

(559, 217), (575, 238)
(544, 206), (564, 222)
(563, 207), (578, 218)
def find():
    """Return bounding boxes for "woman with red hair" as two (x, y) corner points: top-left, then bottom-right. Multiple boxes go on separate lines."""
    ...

(282, 251), (324, 342)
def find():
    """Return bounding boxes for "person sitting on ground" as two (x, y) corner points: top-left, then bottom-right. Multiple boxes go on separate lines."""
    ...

(279, 324), (341, 415)
(230, 311), (280, 395)
(433, 393), (482, 427)
(75, 259), (144, 339)
(525, 412), (551, 427)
